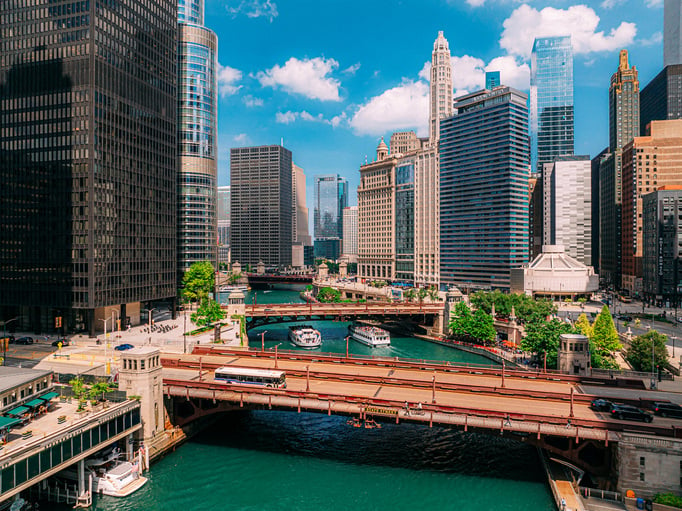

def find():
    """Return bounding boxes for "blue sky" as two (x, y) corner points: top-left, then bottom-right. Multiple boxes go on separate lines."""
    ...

(207, 0), (664, 210)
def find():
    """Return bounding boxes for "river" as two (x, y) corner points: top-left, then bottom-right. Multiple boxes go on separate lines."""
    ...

(73, 286), (555, 510)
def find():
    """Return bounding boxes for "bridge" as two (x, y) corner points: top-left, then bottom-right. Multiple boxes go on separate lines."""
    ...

(242, 302), (444, 330)
(160, 347), (681, 476)
(247, 273), (314, 285)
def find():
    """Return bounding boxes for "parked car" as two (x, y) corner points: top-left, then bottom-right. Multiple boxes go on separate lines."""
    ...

(652, 402), (682, 418)
(611, 404), (653, 422)
(51, 338), (70, 347)
(114, 343), (134, 351)
(591, 399), (614, 412)
(617, 315), (633, 322)
(15, 336), (34, 345)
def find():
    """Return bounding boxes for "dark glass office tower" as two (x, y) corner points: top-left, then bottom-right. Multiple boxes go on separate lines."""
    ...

(530, 36), (574, 174)
(230, 145), (293, 268)
(640, 64), (682, 136)
(0, 0), (177, 335)
(440, 87), (530, 290)
(313, 174), (347, 260)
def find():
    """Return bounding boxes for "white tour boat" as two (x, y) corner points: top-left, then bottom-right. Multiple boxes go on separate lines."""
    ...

(348, 323), (391, 347)
(288, 325), (322, 348)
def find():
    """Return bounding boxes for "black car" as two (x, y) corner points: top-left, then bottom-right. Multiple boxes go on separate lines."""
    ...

(591, 399), (614, 412)
(652, 402), (682, 418)
(617, 315), (633, 322)
(611, 404), (653, 422)
(51, 338), (70, 347)
(15, 336), (34, 345)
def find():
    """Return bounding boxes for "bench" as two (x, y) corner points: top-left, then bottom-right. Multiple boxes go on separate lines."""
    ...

(22, 431), (32, 439)
(53, 353), (70, 360)
(57, 416), (66, 424)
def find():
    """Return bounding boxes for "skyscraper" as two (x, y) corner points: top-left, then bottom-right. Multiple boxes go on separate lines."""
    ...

(530, 36), (574, 174)
(665, 0), (682, 67)
(640, 65), (682, 136)
(230, 145), (293, 268)
(342, 206), (359, 262)
(395, 157), (415, 283)
(600, 50), (639, 288)
(485, 71), (501, 89)
(0, 0), (177, 335)
(313, 174), (347, 260)
(292, 163), (311, 268)
(177, 0), (218, 276)
(440, 87), (530, 290)
(217, 186), (231, 266)
(429, 31), (453, 145)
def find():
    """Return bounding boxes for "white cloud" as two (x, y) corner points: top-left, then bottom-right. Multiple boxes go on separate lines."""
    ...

(233, 133), (249, 144)
(500, 4), (637, 59)
(343, 63), (361, 75)
(645, 0), (662, 7)
(256, 57), (342, 101)
(349, 80), (429, 137)
(243, 95), (264, 107)
(466, 0), (486, 6)
(486, 56), (530, 90)
(226, 0), (278, 21)
(275, 111), (298, 124)
(451, 55), (486, 90)
(217, 64), (243, 97)
(274, 110), (348, 128)
(330, 112), (348, 128)
(640, 31), (663, 46)
(600, 0), (626, 8)
(418, 62), (431, 81)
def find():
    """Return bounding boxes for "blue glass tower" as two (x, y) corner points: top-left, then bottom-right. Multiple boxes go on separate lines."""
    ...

(313, 175), (347, 260)
(440, 87), (530, 290)
(530, 36), (574, 174)
(177, 0), (218, 277)
(395, 159), (415, 283)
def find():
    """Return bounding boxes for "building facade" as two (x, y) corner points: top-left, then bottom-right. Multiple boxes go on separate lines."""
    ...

(429, 31), (453, 145)
(292, 163), (311, 268)
(0, 0), (177, 335)
(413, 147), (440, 287)
(389, 131), (422, 156)
(395, 157), (415, 282)
(665, 0), (682, 67)
(177, 0), (218, 277)
(543, 157), (592, 266)
(440, 87), (530, 290)
(591, 149), (607, 275)
(342, 206), (358, 261)
(313, 174), (346, 261)
(358, 140), (397, 281)
(642, 187), (682, 306)
(530, 36), (574, 174)
(230, 145), (293, 268)
(485, 71), (500, 90)
(622, 120), (682, 295)
(217, 185), (230, 266)
(640, 65), (682, 136)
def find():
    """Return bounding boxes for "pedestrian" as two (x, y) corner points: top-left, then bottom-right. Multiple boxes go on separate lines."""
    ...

(505, 414), (511, 427)
(404, 401), (410, 415)
(561, 497), (566, 510)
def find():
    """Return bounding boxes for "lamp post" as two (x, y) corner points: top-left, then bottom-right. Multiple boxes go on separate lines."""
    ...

(99, 317), (110, 368)
(260, 330), (268, 352)
(345, 336), (350, 359)
(112, 309), (120, 338)
(1, 317), (19, 366)
(148, 308), (157, 327)
(306, 365), (310, 392)
(183, 310), (187, 354)
(672, 336), (677, 358)
(274, 343), (281, 369)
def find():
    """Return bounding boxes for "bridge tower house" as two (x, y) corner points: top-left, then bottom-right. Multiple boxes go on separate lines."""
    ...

(557, 333), (591, 375)
(443, 286), (464, 335)
(118, 347), (167, 451)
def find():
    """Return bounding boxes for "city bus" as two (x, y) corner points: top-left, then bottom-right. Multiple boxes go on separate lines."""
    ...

(213, 367), (286, 388)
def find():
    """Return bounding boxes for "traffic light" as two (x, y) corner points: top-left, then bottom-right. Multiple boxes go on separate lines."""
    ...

(55, 316), (62, 328)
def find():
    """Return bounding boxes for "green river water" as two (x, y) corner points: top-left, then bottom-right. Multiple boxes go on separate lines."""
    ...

(75, 286), (554, 511)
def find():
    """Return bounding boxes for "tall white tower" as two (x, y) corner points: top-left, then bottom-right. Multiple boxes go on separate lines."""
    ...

(429, 31), (453, 145)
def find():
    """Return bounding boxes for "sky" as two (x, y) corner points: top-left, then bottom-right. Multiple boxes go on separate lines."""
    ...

(206, 0), (665, 212)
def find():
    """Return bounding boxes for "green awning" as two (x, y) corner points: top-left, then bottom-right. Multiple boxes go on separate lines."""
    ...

(6, 406), (30, 417)
(39, 392), (59, 401)
(0, 417), (22, 429)
(25, 399), (46, 408)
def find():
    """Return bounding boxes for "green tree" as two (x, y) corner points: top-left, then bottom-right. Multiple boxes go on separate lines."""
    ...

(626, 330), (669, 372)
(181, 261), (215, 305)
(575, 313), (593, 338)
(591, 305), (622, 357)
(469, 291), (556, 324)
(317, 287), (341, 303)
(521, 319), (575, 369)
(448, 302), (496, 345)
(404, 289), (416, 303)
(227, 271), (242, 285)
(417, 287), (428, 306)
(427, 286), (440, 302)
(191, 298), (226, 327)
(88, 382), (112, 403)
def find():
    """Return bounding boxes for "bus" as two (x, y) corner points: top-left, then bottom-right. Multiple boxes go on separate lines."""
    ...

(214, 367), (286, 388)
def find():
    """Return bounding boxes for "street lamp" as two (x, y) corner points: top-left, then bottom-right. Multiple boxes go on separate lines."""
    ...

(260, 330), (268, 352)
(345, 336), (350, 359)
(274, 343), (282, 369)
(672, 336), (677, 359)
(99, 317), (110, 369)
(148, 308), (157, 327)
(1, 317), (19, 366)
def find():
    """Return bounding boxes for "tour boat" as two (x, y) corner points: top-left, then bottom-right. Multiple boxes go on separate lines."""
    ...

(288, 325), (322, 348)
(219, 284), (249, 293)
(348, 323), (391, 347)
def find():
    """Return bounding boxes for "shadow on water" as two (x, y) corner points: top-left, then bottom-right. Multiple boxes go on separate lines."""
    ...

(192, 410), (545, 483)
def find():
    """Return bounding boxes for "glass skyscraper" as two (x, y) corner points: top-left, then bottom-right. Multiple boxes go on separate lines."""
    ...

(0, 0), (178, 334)
(314, 175), (348, 239)
(440, 87), (530, 290)
(530, 36), (574, 174)
(177, 0), (218, 277)
(395, 159), (415, 283)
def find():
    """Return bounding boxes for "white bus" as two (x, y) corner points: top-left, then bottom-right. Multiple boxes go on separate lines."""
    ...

(214, 367), (287, 388)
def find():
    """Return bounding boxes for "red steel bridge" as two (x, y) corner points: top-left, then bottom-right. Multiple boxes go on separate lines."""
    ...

(246, 273), (314, 285)
(161, 347), (680, 476)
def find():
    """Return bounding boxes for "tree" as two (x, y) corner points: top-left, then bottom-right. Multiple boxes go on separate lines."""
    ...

(181, 261), (215, 305)
(469, 291), (556, 324)
(574, 312), (619, 369)
(521, 319), (575, 369)
(404, 289), (416, 303)
(417, 287), (428, 305)
(88, 382), (112, 403)
(448, 302), (496, 345)
(591, 305), (622, 357)
(626, 330), (669, 372)
(574, 313), (593, 338)
(227, 271), (242, 285)
(427, 286), (440, 302)
(317, 287), (341, 303)
(191, 298), (226, 327)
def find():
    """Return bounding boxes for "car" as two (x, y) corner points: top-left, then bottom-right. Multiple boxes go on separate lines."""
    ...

(591, 399), (614, 412)
(114, 343), (134, 351)
(652, 402), (682, 418)
(611, 404), (653, 422)
(51, 338), (70, 347)
(617, 315), (633, 322)
(14, 336), (34, 345)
